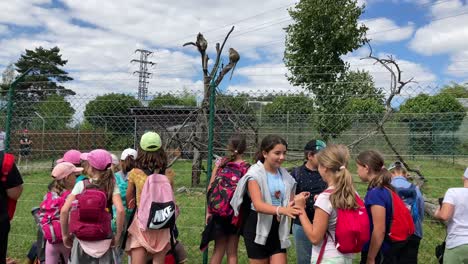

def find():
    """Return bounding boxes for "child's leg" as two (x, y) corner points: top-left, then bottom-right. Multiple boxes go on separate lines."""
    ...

(130, 247), (147, 264)
(226, 235), (239, 264)
(151, 251), (166, 264)
(210, 236), (228, 264)
(45, 241), (61, 264)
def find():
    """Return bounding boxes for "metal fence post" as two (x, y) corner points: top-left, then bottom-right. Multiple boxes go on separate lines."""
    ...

(203, 77), (217, 264)
(4, 69), (31, 152)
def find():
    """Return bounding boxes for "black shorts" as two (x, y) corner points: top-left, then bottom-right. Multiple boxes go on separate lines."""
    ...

(242, 210), (286, 259)
(0, 219), (10, 263)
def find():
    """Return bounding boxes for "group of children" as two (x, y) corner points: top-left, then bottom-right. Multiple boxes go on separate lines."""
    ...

(32, 131), (187, 264)
(204, 134), (425, 264)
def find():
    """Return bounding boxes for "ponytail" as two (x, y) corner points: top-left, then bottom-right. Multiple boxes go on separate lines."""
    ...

(331, 168), (359, 209)
(368, 167), (394, 190)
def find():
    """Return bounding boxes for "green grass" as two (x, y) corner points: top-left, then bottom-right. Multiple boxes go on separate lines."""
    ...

(7, 159), (466, 263)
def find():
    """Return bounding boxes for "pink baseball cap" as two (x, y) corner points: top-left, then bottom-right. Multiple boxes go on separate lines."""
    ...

(56, 150), (82, 165)
(52, 162), (83, 180)
(86, 149), (112, 170)
(80, 152), (89, 161)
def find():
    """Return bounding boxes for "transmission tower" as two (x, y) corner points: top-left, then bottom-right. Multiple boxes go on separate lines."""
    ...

(131, 49), (155, 101)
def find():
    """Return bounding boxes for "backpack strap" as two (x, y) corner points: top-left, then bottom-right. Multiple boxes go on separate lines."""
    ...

(0, 152), (15, 183)
(384, 187), (395, 239)
(317, 233), (328, 264)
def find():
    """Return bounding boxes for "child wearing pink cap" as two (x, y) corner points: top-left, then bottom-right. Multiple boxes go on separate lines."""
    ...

(57, 150), (87, 183)
(59, 149), (125, 263)
(41, 162), (83, 264)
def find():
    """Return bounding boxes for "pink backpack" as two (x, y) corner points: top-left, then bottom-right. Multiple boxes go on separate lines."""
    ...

(207, 160), (249, 218)
(317, 190), (370, 263)
(137, 173), (176, 231)
(39, 190), (70, 244)
(69, 179), (112, 241)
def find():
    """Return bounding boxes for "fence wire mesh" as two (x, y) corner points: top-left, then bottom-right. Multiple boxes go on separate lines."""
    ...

(2, 82), (467, 263)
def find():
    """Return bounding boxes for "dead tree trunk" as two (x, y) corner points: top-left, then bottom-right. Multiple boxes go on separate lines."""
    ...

(183, 26), (238, 186)
(348, 43), (424, 183)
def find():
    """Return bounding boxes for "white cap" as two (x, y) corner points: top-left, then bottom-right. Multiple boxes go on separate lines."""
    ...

(464, 168), (468, 179)
(121, 148), (137, 161)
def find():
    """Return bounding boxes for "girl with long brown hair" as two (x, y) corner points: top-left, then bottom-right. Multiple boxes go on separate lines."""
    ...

(356, 150), (408, 264)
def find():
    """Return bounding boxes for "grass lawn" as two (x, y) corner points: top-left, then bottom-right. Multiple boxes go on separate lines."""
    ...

(7, 158), (466, 264)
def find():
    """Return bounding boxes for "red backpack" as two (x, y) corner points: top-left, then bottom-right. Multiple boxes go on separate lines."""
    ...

(0, 152), (17, 221)
(69, 179), (112, 241)
(317, 190), (370, 263)
(207, 160), (249, 219)
(39, 190), (70, 243)
(386, 187), (415, 242)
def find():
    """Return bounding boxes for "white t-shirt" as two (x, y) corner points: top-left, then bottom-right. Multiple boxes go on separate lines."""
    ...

(71, 178), (120, 258)
(443, 187), (468, 249)
(71, 178), (120, 196)
(311, 188), (354, 263)
(0, 131), (6, 151)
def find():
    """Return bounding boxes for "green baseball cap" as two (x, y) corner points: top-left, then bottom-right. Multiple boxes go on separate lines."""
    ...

(140, 132), (162, 152)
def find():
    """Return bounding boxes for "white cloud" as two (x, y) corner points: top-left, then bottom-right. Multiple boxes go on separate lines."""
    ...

(446, 50), (468, 77)
(226, 63), (300, 94)
(410, 1), (468, 55)
(363, 18), (415, 44)
(344, 49), (437, 100)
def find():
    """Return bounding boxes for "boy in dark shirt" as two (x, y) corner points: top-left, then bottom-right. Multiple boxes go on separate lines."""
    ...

(0, 151), (23, 264)
(291, 139), (327, 264)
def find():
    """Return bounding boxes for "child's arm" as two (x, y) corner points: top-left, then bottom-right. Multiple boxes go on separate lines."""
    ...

(248, 180), (300, 218)
(367, 205), (386, 264)
(60, 194), (76, 248)
(126, 181), (136, 209)
(112, 194), (125, 246)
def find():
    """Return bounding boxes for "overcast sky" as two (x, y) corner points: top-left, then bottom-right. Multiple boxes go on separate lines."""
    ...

(1, 0), (468, 98)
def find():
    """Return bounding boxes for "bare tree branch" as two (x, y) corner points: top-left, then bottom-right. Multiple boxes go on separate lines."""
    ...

(210, 26), (235, 79)
(349, 43), (424, 182)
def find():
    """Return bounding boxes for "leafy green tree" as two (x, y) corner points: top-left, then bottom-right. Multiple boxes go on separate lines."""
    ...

(14, 46), (74, 117)
(439, 82), (468, 98)
(400, 93), (466, 155)
(35, 94), (75, 130)
(148, 93), (196, 108)
(263, 94), (314, 124)
(316, 70), (383, 137)
(400, 93), (466, 132)
(84, 93), (142, 133)
(284, 0), (368, 139)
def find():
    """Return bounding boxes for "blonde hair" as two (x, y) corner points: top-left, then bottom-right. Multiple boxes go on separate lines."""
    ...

(317, 144), (359, 209)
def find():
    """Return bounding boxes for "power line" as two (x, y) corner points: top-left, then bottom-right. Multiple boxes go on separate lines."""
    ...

(131, 49), (155, 101)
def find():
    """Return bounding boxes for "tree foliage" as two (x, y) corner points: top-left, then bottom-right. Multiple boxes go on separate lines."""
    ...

(263, 94), (314, 124)
(14, 46), (74, 117)
(35, 94), (75, 130)
(439, 82), (468, 99)
(399, 93), (466, 132)
(84, 93), (142, 133)
(284, 0), (368, 139)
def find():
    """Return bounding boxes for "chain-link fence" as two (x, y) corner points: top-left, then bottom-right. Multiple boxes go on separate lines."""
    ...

(2, 82), (467, 263)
